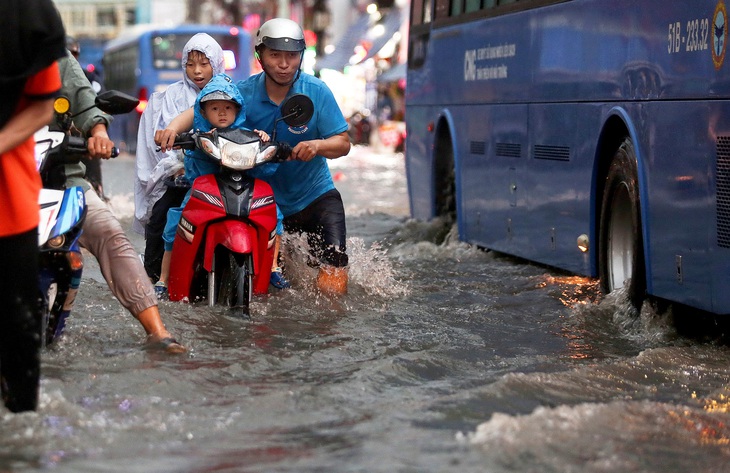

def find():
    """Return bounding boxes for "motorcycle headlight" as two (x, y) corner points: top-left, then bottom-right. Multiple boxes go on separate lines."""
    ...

(47, 234), (65, 248)
(219, 138), (260, 170)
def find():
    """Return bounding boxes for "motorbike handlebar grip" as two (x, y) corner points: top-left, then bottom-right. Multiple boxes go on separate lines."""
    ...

(65, 135), (89, 156)
(110, 147), (119, 158)
(273, 142), (292, 162)
(174, 133), (197, 150)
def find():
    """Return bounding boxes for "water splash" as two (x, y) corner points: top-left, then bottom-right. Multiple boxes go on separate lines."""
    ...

(279, 233), (409, 299)
(569, 284), (679, 347)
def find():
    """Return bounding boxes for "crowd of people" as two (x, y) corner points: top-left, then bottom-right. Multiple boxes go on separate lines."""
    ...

(1, 0), (351, 413)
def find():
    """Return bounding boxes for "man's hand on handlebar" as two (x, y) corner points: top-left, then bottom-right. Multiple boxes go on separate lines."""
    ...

(290, 140), (319, 162)
(87, 124), (115, 159)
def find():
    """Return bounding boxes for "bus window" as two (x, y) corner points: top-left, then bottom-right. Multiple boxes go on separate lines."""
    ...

(423, 0), (432, 23)
(151, 33), (241, 71)
(435, 0), (451, 19)
(411, 0), (424, 25)
(465, 0), (482, 13)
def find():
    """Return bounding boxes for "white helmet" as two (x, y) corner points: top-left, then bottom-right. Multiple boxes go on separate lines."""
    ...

(255, 18), (306, 52)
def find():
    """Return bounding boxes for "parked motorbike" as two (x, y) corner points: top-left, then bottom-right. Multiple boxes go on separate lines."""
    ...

(34, 90), (139, 346)
(166, 94), (314, 317)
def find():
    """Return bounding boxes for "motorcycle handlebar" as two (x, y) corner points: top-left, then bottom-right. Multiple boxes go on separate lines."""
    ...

(159, 131), (293, 166)
(171, 132), (197, 151)
(65, 135), (88, 156)
(272, 142), (292, 162)
(60, 136), (118, 162)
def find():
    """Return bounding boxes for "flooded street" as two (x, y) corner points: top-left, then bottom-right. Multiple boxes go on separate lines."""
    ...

(3, 146), (730, 472)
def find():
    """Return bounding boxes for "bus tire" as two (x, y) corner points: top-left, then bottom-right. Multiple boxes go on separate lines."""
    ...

(598, 138), (646, 310)
(434, 134), (456, 221)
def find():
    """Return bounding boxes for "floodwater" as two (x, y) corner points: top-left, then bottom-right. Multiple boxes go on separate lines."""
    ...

(3, 146), (730, 472)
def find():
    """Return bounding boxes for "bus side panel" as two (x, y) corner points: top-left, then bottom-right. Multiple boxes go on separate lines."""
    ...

(458, 104), (528, 256)
(524, 103), (598, 276)
(646, 100), (728, 314)
(710, 101), (730, 314)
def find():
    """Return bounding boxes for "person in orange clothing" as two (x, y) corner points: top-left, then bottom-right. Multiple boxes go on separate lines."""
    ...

(0, 0), (67, 412)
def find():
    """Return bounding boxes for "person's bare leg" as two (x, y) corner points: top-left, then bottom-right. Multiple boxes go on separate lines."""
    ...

(138, 306), (185, 353)
(271, 235), (282, 272)
(316, 265), (348, 295)
(158, 250), (172, 285)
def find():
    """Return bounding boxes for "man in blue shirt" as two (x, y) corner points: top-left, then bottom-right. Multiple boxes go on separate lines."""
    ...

(157, 18), (352, 295)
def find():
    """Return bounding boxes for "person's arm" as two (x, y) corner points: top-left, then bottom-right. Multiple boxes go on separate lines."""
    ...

(58, 53), (115, 159)
(254, 129), (270, 142)
(289, 131), (351, 162)
(86, 122), (114, 159)
(0, 97), (54, 155)
(155, 107), (194, 152)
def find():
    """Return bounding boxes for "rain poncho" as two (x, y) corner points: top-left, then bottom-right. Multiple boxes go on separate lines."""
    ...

(133, 33), (225, 234)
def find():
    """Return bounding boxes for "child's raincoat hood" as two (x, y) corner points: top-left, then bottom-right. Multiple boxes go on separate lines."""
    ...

(194, 73), (246, 132)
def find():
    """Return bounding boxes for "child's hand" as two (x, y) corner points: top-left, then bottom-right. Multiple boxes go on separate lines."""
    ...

(255, 129), (270, 142)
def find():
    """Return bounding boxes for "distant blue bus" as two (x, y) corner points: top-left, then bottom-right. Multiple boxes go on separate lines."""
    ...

(406, 0), (730, 316)
(103, 24), (252, 152)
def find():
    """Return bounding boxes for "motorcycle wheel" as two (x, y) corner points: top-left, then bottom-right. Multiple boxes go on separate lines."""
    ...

(43, 283), (62, 347)
(212, 250), (252, 318)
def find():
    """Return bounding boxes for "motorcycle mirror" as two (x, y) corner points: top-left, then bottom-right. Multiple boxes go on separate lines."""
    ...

(280, 94), (314, 128)
(271, 94), (314, 142)
(94, 90), (140, 115)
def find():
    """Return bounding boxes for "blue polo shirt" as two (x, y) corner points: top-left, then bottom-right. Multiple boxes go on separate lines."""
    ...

(237, 72), (348, 217)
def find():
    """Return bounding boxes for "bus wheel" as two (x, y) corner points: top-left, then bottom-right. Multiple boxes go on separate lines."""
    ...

(434, 135), (456, 221)
(598, 138), (646, 310)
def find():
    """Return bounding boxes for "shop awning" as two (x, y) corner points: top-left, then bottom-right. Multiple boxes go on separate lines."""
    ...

(316, 9), (403, 72)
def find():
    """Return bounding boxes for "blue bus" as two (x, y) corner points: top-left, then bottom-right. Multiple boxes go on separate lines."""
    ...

(405, 0), (730, 316)
(102, 24), (252, 152)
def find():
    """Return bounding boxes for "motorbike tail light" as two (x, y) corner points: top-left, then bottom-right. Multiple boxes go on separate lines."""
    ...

(47, 235), (65, 248)
(67, 251), (84, 271)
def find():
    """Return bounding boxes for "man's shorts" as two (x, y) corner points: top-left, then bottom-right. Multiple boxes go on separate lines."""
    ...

(283, 189), (348, 268)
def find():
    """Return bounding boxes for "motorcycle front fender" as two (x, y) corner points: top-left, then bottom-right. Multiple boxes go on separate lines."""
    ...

(202, 221), (257, 272)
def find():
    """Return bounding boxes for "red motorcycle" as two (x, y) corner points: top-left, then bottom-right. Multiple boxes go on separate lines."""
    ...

(167, 95), (313, 317)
